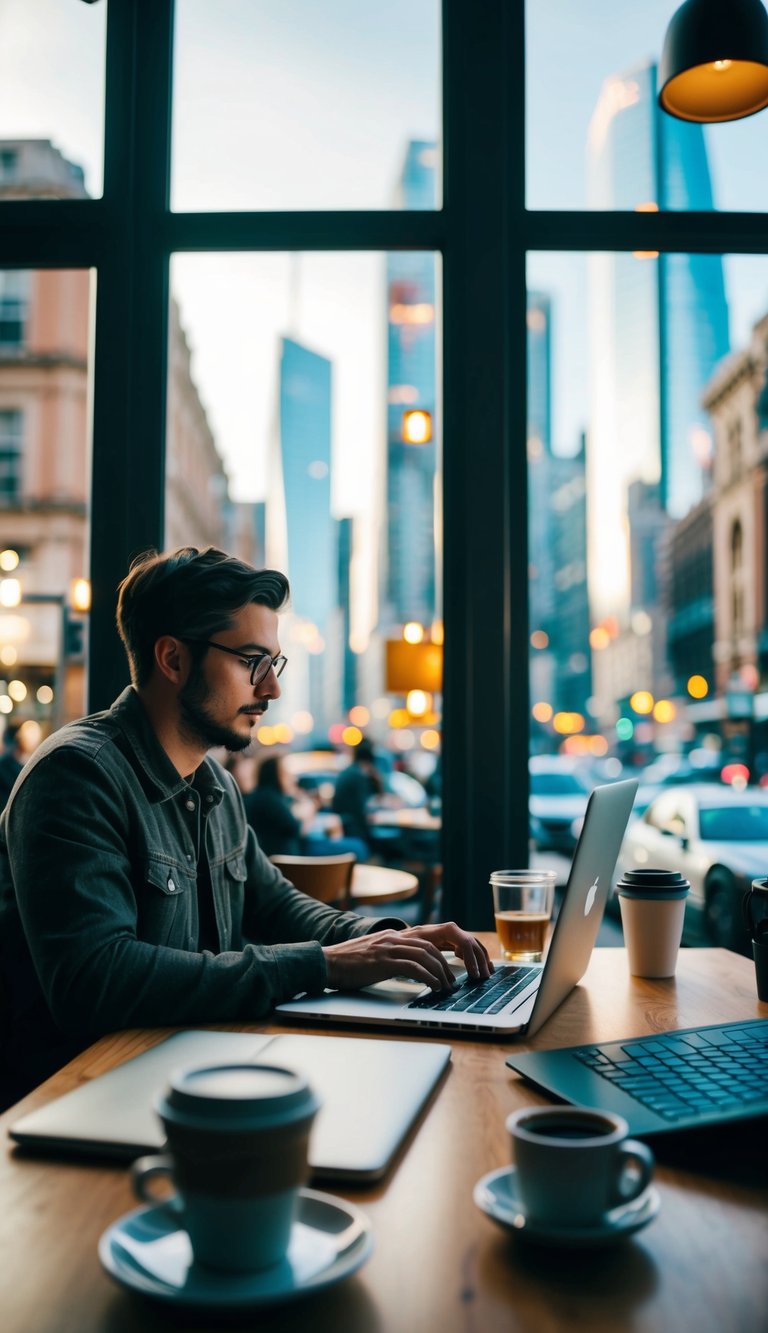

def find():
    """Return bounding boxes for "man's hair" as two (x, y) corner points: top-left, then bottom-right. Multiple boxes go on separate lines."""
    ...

(116, 546), (290, 687)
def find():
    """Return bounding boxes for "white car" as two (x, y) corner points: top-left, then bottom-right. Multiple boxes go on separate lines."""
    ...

(615, 784), (768, 953)
(529, 756), (592, 854)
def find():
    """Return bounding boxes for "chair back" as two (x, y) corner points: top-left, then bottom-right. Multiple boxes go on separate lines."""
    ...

(270, 852), (356, 907)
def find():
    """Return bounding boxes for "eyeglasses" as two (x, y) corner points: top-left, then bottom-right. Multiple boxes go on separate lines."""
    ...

(185, 639), (288, 687)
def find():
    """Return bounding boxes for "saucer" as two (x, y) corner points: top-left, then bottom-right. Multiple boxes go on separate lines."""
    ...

(99, 1187), (373, 1309)
(473, 1166), (660, 1248)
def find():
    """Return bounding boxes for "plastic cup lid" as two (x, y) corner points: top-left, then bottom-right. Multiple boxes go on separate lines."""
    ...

(617, 868), (689, 899)
(157, 1062), (320, 1128)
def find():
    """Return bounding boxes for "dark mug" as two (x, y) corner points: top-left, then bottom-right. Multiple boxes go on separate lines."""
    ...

(742, 879), (768, 1003)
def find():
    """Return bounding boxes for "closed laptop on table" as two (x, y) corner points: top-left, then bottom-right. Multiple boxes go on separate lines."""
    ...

(9, 1029), (451, 1182)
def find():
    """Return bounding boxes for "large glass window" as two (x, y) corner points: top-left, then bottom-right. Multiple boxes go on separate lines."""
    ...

(526, 0), (768, 214)
(167, 246), (442, 870)
(0, 266), (93, 744)
(527, 248), (768, 810)
(0, 0), (107, 199)
(172, 0), (441, 211)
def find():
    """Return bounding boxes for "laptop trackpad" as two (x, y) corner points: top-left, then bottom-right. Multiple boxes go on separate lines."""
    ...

(362, 954), (468, 1000)
(362, 978), (425, 1000)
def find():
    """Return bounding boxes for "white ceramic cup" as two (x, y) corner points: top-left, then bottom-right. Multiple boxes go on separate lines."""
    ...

(507, 1105), (654, 1228)
(131, 1063), (320, 1272)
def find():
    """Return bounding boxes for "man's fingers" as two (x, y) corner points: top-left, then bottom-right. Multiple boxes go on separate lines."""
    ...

(385, 941), (454, 988)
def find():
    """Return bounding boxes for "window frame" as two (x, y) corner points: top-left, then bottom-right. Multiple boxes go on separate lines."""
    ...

(0, 2), (764, 926)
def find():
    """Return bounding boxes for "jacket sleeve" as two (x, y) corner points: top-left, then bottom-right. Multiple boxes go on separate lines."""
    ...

(5, 748), (403, 1042)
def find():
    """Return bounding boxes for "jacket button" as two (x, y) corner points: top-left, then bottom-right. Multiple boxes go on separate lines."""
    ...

(167, 877), (176, 893)
(185, 798), (195, 812)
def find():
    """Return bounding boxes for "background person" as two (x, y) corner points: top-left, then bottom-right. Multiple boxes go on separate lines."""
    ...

(244, 753), (368, 861)
(332, 738), (386, 851)
(0, 722), (24, 810)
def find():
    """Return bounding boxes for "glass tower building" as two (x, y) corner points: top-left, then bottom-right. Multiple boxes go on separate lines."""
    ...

(586, 60), (730, 622)
(383, 140), (438, 626)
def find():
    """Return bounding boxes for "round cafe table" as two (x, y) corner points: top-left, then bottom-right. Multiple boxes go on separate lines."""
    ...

(369, 807), (441, 833)
(349, 863), (420, 906)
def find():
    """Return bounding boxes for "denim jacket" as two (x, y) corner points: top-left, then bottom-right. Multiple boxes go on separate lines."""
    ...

(0, 687), (400, 1080)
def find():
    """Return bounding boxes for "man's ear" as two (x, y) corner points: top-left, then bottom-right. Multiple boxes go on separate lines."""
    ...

(154, 635), (187, 685)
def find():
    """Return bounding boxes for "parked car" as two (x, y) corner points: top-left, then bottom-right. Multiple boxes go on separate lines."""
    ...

(613, 783), (768, 954)
(529, 756), (592, 854)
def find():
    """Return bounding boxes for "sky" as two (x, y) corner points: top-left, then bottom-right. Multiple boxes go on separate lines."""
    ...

(2, 0), (768, 500)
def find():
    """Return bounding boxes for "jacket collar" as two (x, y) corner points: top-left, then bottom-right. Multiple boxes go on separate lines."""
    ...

(109, 686), (225, 807)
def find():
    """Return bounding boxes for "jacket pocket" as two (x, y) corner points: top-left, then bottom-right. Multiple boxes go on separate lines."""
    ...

(141, 856), (193, 948)
(214, 852), (247, 950)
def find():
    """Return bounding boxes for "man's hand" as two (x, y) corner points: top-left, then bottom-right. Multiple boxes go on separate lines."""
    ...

(322, 923), (491, 992)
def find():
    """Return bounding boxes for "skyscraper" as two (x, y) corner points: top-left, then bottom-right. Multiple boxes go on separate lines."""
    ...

(383, 140), (438, 627)
(586, 61), (730, 623)
(272, 334), (340, 733)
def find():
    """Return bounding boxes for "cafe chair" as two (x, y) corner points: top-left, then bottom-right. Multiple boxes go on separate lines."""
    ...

(270, 852), (356, 909)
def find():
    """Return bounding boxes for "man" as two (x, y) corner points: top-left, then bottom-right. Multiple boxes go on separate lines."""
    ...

(0, 547), (489, 1105)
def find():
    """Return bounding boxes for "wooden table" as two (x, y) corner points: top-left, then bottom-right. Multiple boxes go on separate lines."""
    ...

(2, 945), (766, 1333)
(349, 862), (420, 905)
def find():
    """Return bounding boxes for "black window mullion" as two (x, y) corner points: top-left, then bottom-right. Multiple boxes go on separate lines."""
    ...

(89, 0), (174, 711)
(441, 0), (528, 929)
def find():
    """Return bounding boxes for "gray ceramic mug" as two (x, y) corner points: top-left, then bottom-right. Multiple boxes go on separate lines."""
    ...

(507, 1105), (654, 1228)
(131, 1063), (320, 1272)
(743, 877), (768, 1001)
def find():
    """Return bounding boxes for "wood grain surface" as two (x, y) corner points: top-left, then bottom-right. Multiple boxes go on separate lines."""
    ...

(1, 944), (766, 1333)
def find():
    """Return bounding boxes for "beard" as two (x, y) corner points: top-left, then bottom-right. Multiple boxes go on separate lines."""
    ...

(178, 663), (261, 753)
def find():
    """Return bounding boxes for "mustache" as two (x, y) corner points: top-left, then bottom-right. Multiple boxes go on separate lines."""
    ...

(240, 702), (268, 716)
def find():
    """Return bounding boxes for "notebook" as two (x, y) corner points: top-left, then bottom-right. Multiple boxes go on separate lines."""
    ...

(276, 779), (638, 1038)
(9, 1030), (451, 1182)
(505, 1019), (768, 1134)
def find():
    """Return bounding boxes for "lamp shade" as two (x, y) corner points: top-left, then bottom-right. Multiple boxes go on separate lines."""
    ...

(385, 639), (442, 693)
(658, 0), (768, 122)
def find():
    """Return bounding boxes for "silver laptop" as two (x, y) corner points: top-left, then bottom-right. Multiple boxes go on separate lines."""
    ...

(9, 1030), (450, 1182)
(276, 780), (638, 1038)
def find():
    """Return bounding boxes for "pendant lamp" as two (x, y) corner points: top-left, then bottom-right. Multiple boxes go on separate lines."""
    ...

(658, 0), (768, 122)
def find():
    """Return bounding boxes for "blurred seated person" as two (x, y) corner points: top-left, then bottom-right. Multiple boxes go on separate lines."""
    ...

(219, 749), (256, 795)
(331, 739), (386, 850)
(245, 754), (368, 862)
(0, 723), (24, 811)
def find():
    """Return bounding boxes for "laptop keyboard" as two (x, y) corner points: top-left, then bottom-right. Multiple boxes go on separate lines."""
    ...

(407, 965), (538, 1015)
(573, 1021), (768, 1122)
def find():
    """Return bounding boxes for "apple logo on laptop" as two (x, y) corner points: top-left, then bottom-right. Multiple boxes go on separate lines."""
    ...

(584, 877), (599, 916)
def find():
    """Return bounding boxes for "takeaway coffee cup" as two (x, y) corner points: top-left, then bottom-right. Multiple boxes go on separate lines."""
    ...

(131, 1063), (320, 1272)
(743, 877), (768, 1002)
(616, 869), (690, 978)
(507, 1105), (654, 1228)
